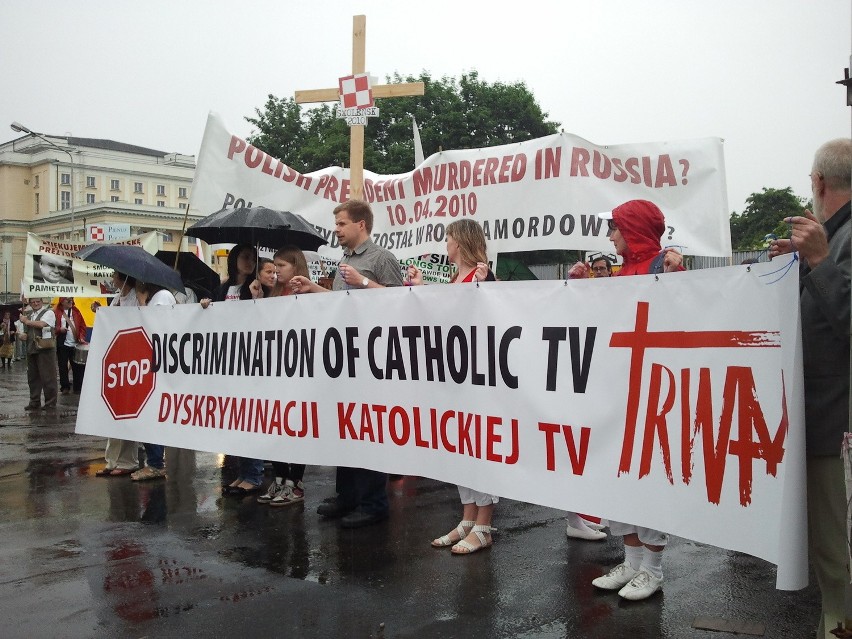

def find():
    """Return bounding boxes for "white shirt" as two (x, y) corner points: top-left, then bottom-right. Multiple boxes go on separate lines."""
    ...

(111, 289), (139, 307)
(61, 313), (78, 347)
(224, 285), (242, 302)
(148, 289), (177, 306)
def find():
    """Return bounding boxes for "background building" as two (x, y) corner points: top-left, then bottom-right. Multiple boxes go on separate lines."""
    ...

(0, 131), (204, 303)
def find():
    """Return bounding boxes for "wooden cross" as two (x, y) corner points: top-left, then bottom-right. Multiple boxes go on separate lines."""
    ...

(295, 14), (425, 200)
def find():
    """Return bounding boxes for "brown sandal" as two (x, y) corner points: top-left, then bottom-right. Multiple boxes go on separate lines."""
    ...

(107, 467), (136, 477)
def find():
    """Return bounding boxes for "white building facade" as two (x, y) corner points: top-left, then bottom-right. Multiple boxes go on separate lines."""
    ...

(0, 134), (204, 301)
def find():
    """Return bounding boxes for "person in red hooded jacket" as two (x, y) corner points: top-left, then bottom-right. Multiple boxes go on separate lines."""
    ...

(54, 297), (88, 394)
(600, 199), (684, 276)
(589, 200), (683, 601)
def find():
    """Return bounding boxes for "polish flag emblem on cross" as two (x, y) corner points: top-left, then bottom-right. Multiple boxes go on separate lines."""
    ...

(338, 73), (374, 109)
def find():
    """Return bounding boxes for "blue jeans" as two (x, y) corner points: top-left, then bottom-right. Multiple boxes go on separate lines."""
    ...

(238, 457), (264, 486)
(143, 444), (165, 469)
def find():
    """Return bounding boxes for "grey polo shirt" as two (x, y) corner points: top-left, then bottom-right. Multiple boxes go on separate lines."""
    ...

(333, 238), (404, 291)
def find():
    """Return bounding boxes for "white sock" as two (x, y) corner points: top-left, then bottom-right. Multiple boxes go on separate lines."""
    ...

(566, 512), (595, 532)
(640, 548), (664, 579)
(624, 544), (643, 570)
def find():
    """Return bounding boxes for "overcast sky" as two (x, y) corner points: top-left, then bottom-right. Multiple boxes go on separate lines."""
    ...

(2, 0), (849, 215)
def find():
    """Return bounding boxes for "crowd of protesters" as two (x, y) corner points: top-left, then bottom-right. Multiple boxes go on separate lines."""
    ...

(8, 138), (849, 637)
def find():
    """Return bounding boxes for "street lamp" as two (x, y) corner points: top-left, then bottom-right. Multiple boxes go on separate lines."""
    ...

(10, 121), (76, 241)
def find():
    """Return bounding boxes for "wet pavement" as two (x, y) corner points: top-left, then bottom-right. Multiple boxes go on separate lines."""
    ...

(0, 361), (820, 638)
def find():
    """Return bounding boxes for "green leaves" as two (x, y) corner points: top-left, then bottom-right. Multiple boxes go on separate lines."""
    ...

(729, 187), (807, 250)
(244, 72), (560, 175)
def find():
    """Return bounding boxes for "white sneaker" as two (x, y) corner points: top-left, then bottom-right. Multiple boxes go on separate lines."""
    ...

(591, 563), (638, 590)
(270, 480), (305, 507)
(257, 481), (284, 503)
(617, 570), (663, 600)
(566, 522), (607, 541)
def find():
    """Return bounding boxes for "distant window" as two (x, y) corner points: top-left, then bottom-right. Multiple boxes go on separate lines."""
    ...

(86, 193), (95, 204)
(35, 192), (40, 213)
(111, 196), (119, 202)
(179, 202), (187, 209)
(178, 187), (187, 198)
(60, 173), (70, 186)
(162, 233), (173, 243)
(110, 179), (120, 190)
(156, 184), (166, 196)
(86, 176), (95, 188)
(135, 198), (143, 205)
(134, 182), (143, 193)
(34, 175), (40, 188)
(61, 191), (71, 209)
(157, 200), (166, 207)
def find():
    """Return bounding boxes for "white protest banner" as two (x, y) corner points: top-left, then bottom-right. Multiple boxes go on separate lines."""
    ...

(76, 260), (804, 589)
(25, 232), (161, 298)
(190, 112), (730, 260)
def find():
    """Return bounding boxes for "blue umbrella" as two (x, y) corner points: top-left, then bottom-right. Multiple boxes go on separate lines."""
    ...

(74, 244), (185, 293)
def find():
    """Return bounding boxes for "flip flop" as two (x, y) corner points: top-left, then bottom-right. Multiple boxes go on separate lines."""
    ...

(107, 467), (137, 477)
(224, 484), (262, 497)
(95, 468), (114, 477)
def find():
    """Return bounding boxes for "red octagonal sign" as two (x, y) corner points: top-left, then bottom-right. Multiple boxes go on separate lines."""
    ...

(101, 327), (156, 420)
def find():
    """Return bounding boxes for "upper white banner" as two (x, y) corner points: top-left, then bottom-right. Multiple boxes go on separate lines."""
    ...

(76, 260), (804, 589)
(190, 113), (731, 259)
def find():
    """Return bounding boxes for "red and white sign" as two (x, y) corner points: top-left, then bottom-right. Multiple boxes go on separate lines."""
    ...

(101, 327), (156, 420)
(76, 261), (806, 590)
(86, 223), (131, 242)
(338, 73), (374, 109)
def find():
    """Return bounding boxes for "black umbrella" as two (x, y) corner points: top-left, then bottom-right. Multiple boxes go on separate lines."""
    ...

(155, 251), (221, 299)
(185, 206), (328, 252)
(74, 244), (185, 293)
(495, 255), (538, 281)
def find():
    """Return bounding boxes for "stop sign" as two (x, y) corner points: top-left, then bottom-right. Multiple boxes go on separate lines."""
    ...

(101, 327), (156, 420)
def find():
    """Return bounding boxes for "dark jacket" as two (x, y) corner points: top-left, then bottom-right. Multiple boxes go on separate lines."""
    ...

(801, 201), (851, 456)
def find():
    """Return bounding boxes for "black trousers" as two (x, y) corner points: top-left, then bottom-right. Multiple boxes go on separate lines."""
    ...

(57, 343), (84, 393)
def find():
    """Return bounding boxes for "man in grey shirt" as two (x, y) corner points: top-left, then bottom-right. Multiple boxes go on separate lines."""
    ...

(291, 199), (403, 528)
(771, 138), (851, 639)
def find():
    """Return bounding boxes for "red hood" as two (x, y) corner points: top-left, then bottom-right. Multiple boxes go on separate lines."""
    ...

(612, 200), (665, 275)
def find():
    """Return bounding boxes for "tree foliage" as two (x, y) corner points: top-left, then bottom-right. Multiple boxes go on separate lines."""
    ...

(245, 71), (560, 175)
(729, 187), (808, 250)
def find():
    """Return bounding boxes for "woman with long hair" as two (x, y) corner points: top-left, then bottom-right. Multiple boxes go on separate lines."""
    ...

(200, 243), (258, 308)
(407, 219), (498, 555)
(202, 244), (265, 496)
(270, 245), (309, 297)
(254, 246), (311, 506)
